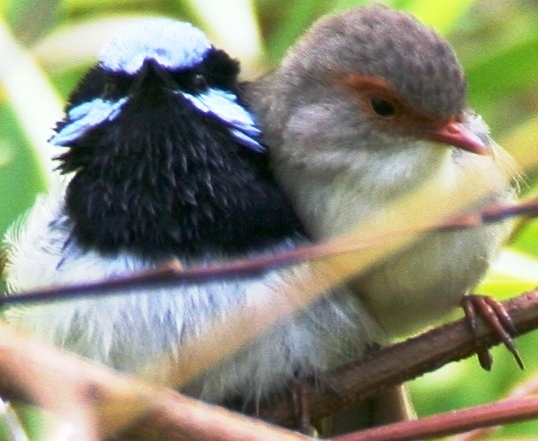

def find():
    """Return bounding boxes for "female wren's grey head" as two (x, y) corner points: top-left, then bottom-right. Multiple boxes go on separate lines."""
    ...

(268, 5), (487, 156)
(285, 5), (467, 118)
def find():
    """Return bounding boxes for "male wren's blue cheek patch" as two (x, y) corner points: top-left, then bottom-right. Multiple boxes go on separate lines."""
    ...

(50, 98), (128, 146)
(181, 89), (264, 152)
(99, 19), (213, 74)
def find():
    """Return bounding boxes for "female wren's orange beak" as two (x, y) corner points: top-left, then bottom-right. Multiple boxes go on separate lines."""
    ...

(429, 116), (491, 156)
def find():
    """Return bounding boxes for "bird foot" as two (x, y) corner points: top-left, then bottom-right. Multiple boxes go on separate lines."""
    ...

(291, 372), (342, 435)
(461, 294), (524, 370)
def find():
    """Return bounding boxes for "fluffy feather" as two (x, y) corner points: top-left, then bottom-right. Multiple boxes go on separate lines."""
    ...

(3, 19), (383, 408)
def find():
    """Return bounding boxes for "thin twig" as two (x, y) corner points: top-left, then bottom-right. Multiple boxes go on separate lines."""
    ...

(450, 374), (538, 441)
(3, 198), (538, 307)
(332, 396), (538, 441)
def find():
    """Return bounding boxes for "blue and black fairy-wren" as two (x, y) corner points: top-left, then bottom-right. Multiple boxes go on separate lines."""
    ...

(3, 19), (381, 407)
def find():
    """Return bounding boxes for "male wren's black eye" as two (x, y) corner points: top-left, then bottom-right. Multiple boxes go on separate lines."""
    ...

(103, 80), (118, 98)
(370, 97), (396, 118)
(193, 73), (208, 90)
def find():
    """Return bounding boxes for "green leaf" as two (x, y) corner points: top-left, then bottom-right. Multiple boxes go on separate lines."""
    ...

(394, 0), (478, 34)
(260, 0), (334, 64)
(6, 0), (60, 44)
(466, 35), (538, 105)
(512, 222), (538, 259)
(501, 114), (538, 177)
(0, 18), (63, 190)
(478, 249), (538, 298)
(0, 105), (45, 237)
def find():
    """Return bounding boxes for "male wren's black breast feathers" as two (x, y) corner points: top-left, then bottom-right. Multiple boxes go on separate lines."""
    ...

(245, 5), (519, 339)
(3, 19), (382, 407)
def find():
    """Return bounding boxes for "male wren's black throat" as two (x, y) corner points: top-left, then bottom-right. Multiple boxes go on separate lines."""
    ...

(56, 56), (301, 260)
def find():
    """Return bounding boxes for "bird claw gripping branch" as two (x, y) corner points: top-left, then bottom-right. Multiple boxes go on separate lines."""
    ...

(462, 294), (524, 370)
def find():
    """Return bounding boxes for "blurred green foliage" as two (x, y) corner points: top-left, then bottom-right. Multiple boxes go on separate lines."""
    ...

(0, 0), (537, 438)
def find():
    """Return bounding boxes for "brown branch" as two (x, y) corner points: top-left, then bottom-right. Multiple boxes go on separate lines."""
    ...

(257, 289), (538, 427)
(2, 193), (538, 439)
(0, 322), (310, 441)
(0, 289), (537, 440)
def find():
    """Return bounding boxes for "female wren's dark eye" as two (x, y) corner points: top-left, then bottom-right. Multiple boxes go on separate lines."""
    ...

(370, 97), (396, 118)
